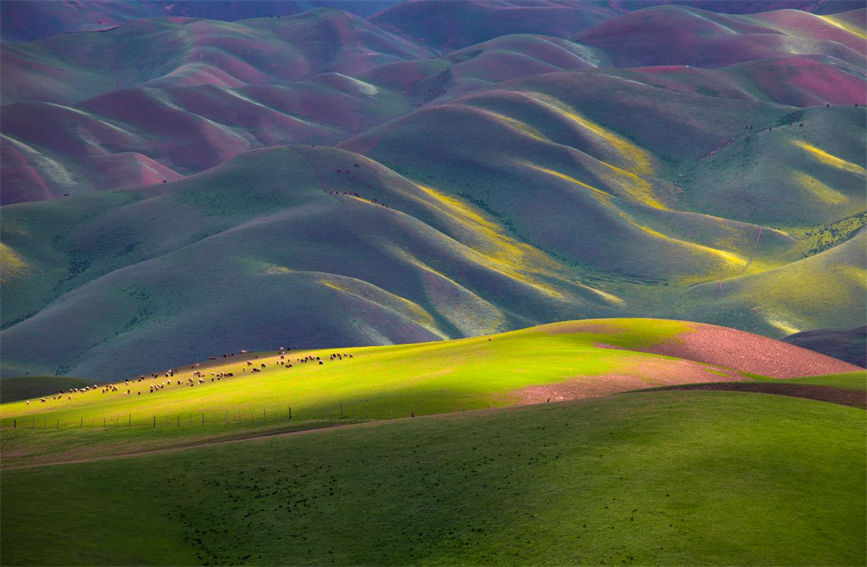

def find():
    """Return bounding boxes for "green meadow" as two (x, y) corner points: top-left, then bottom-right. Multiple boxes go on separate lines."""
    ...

(2, 320), (865, 565)
(4, 318), (863, 469)
(2, 319), (707, 467)
(2, 390), (864, 566)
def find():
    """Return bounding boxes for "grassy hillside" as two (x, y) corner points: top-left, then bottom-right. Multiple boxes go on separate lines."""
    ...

(5, 5), (865, 203)
(2, 319), (862, 564)
(574, 5), (866, 68)
(0, 376), (95, 404)
(1, 318), (860, 469)
(3, 117), (863, 377)
(2, 389), (864, 565)
(668, 232), (867, 337)
(0, 156), (624, 378)
(784, 325), (867, 367)
(0, 76), (412, 202)
(1, 8), (431, 106)
(368, 0), (614, 51)
(2, 4), (864, 384)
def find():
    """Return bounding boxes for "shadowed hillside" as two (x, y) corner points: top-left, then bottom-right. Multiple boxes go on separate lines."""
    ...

(369, 0), (616, 52)
(784, 324), (867, 367)
(1, 8), (432, 106)
(1, 2), (864, 380)
(575, 5), (866, 68)
(1, 146), (631, 378)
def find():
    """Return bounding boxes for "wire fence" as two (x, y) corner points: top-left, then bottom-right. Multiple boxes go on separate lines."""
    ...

(0, 399), (456, 431)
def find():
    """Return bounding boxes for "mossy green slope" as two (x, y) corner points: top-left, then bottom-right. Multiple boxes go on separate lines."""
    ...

(2, 390), (864, 566)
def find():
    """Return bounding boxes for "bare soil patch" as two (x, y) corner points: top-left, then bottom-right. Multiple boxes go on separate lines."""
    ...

(635, 322), (861, 378)
(513, 357), (744, 404)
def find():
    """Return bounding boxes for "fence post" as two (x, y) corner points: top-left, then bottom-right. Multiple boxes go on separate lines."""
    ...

(80, 417), (83, 429)
(289, 406), (292, 420)
(13, 419), (16, 429)
(153, 416), (156, 428)
(103, 417), (106, 428)
(177, 415), (180, 427)
(129, 414), (131, 428)
(263, 408), (266, 421)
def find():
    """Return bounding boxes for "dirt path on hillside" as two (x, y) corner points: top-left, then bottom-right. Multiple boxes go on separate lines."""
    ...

(5, 384), (862, 471)
(653, 382), (866, 409)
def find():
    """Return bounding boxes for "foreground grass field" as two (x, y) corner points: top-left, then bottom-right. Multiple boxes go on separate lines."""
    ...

(2, 389), (864, 565)
(2, 319), (863, 565)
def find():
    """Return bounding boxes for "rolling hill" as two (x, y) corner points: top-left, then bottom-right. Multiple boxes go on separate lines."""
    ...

(1, 3), (865, 381)
(1, 318), (861, 461)
(783, 324), (867, 366)
(574, 5), (867, 68)
(3, 389), (864, 565)
(1, 320), (864, 565)
(2, 4), (865, 566)
(2, 130), (862, 378)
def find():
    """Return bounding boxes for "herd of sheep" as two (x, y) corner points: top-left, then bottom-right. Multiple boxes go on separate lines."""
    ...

(28, 347), (355, 405)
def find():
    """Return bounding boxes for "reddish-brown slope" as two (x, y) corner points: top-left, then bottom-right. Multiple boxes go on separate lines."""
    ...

(641, 321), (862, 377)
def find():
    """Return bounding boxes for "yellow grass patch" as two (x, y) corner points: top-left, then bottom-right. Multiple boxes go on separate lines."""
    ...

(818, 14), (867, 40)
(793, 171), (848, 204)
(581, 285), (626, 306)
(764, 315), (801, 335)
(0, 243), (28, 282)
(471, 107), (550, 142)
(318, 274), (442, 336)
(414, 184), (567, 299)
(263, 263), (292, 274)
(792, 141), (866, 175)
(524, 163), (615, 201)
(521, 92), (663, 208)
(524, 163), (745, 276)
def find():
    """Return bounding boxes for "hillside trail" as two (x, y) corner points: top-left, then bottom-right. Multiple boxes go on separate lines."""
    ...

(3, 383), (862, 471)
